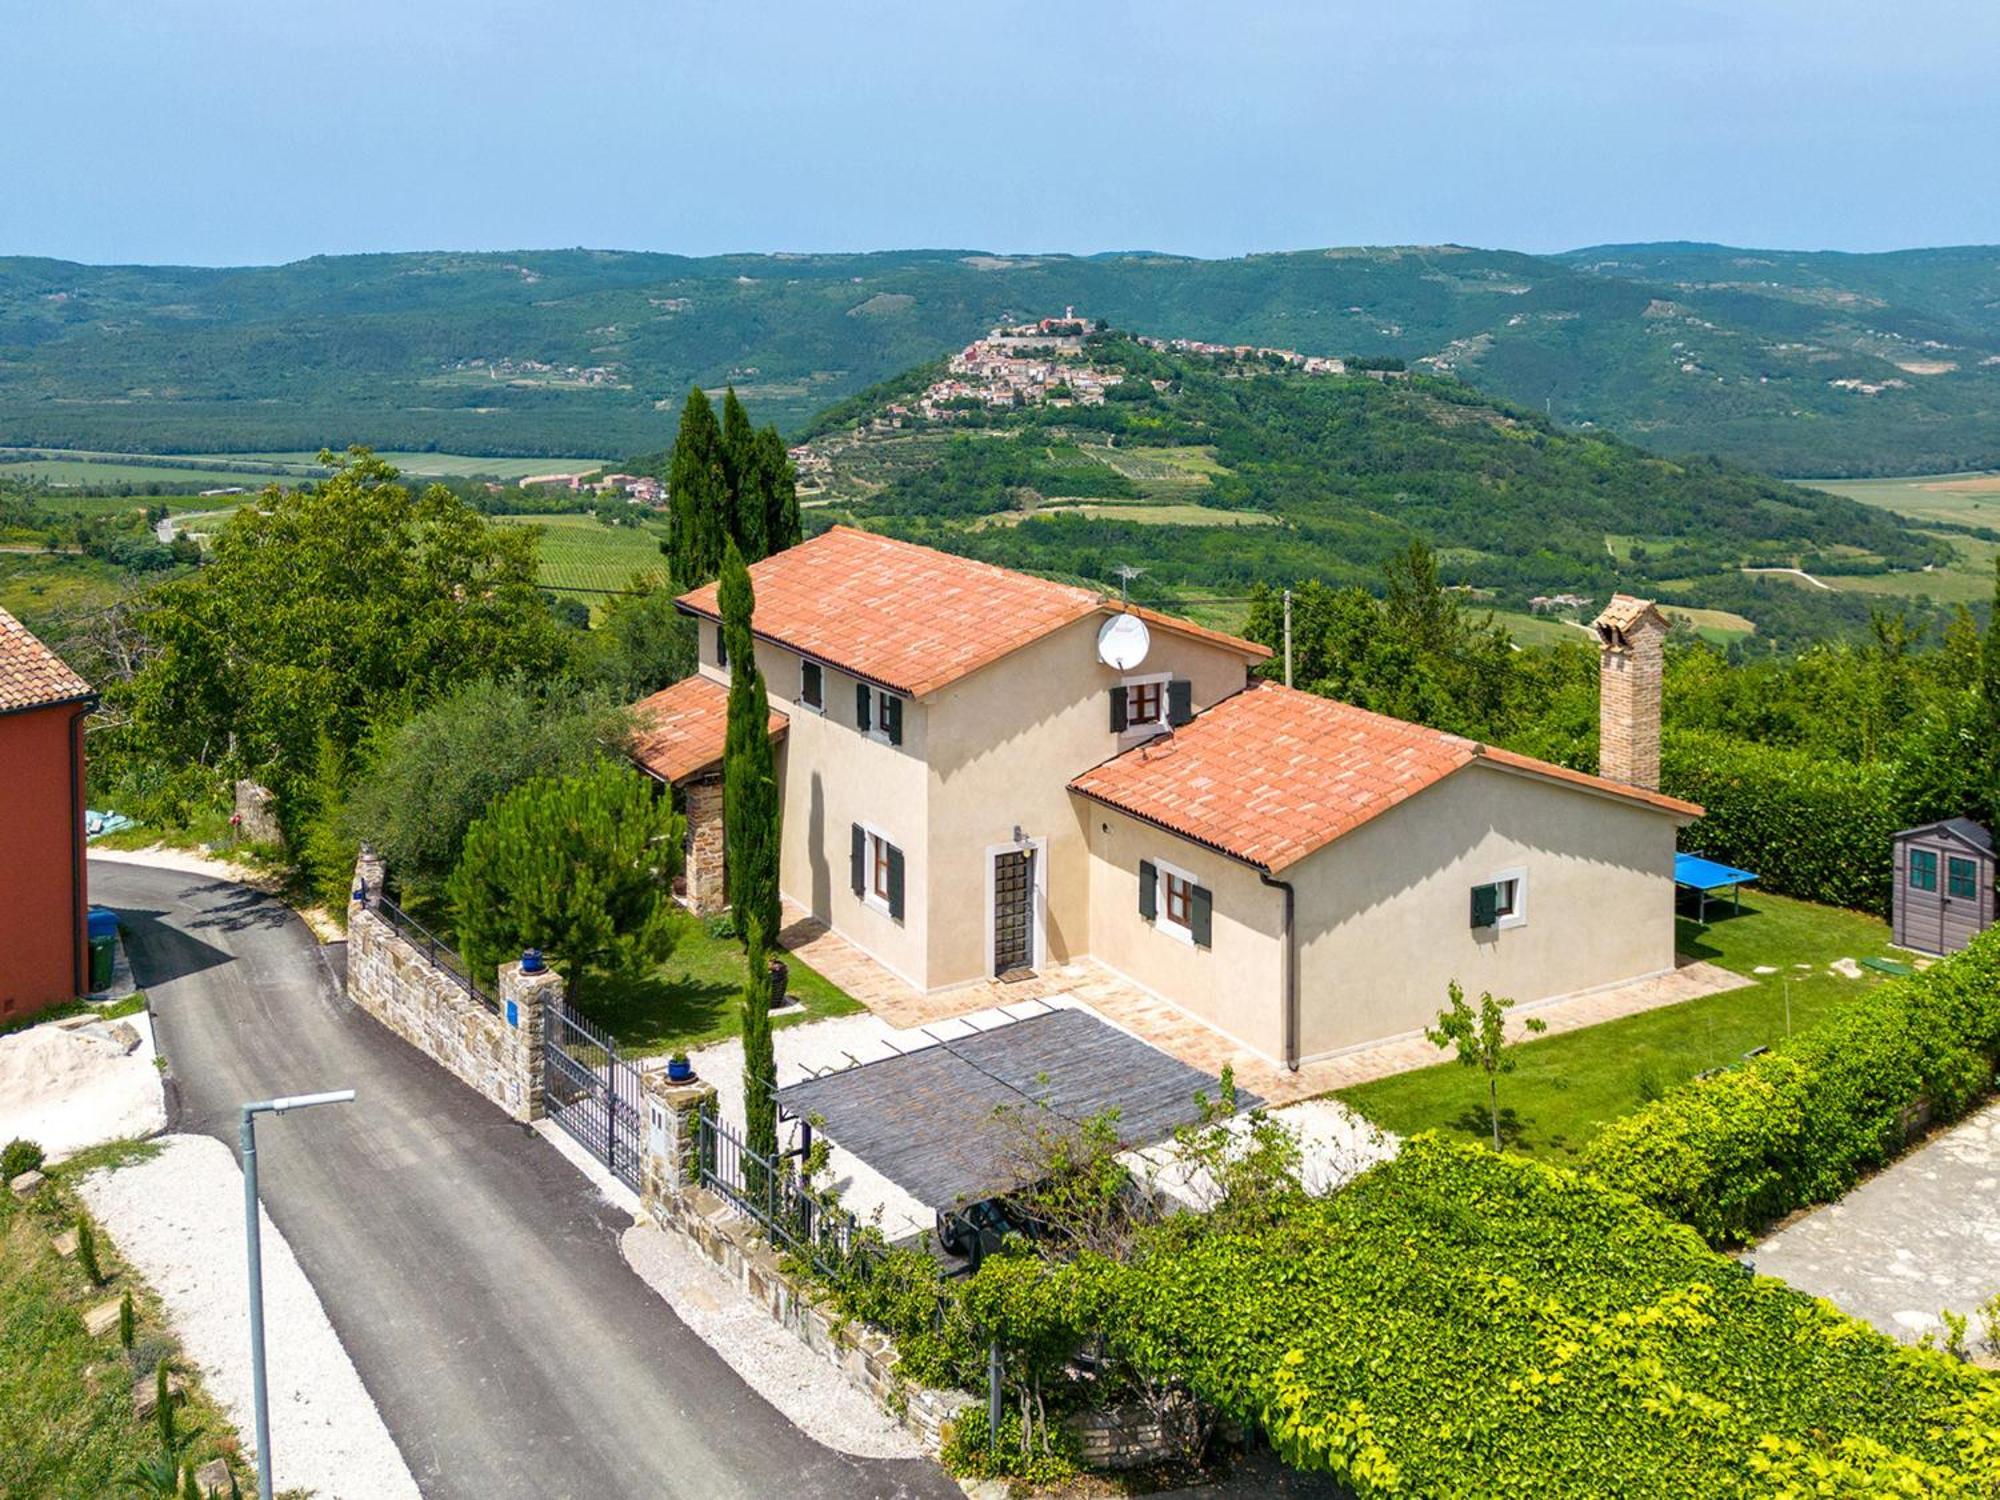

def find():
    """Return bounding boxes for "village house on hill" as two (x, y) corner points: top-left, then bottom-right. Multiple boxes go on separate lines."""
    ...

(629, 528), (1697, 1071)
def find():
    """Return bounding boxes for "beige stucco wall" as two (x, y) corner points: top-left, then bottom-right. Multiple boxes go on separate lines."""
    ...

(709, 608), (1258, 992)
(1081, 803), (1287, 1061)
(1286, 762), (1680, 1058)
(921, 614), (1257, 989)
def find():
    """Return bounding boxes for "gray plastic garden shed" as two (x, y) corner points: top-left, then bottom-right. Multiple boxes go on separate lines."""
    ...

(1892, 818), (1995, 956)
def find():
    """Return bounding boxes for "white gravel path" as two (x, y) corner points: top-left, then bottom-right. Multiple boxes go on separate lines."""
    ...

(620, 1222), (924, 1460)
(0, 1012), (166, 1160)
(78, 1134), (420, 1500)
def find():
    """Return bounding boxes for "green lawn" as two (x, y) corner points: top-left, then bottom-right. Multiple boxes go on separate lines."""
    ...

(580, 915), (863, 1056)
(1335, 891), (1900, 1160)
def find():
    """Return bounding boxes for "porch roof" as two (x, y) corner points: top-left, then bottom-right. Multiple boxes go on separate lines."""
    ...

(773, 1007), (1255, 1211)
(629, 674), (787, 785)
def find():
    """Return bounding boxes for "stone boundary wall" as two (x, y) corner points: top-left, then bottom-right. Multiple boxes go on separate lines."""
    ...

(345, 851), (554, 1123)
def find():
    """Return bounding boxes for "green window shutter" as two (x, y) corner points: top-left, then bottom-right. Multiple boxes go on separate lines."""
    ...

(885, 694), (903, 746)
(802, 661), (822, 708)
(856, 682), (871, 732)
(716, 625), (728, 669)
(1471, 883), (1499, 928)
(1138, 860), (1157, 921)
(887, 844), (905, 920)
(1109, 688), (1128, 733)
(1189, 884), (1213, 948)
(850, 824), (865, 896)
(1167, 679), (1193, 727)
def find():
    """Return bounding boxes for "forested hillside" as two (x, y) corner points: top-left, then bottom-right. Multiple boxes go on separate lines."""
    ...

(797, 335), (1961, 646)
(3, 243), (1999, 473)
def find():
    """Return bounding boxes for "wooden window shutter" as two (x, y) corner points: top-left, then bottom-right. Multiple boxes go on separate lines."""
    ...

(1138, 860), (1157, 921)
(1167, 679), (1193, 727)
(1109, 688), (1128, 733)
(850, 824), (866, 896)
(885, 694), (903, 746)
(1470, 883), (1499, 928)
(716, 625), (728, 669)
(1190, 884), (1213, 948)
(856, 682), (871, 732)
(887, 844), (906, 919)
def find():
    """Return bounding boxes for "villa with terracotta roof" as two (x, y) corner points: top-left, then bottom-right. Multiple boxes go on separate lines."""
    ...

(633, 526), (1698, 1070)
(0, 607), (97, 1021)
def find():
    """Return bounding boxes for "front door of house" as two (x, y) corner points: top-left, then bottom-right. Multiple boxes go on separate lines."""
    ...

(993, 847), (1036, 976)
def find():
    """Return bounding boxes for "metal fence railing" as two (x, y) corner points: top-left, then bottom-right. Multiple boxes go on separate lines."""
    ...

(370, 894), (499, 1014)
(697, 1106), (878, 1283)
(545, 999), (645, 1192)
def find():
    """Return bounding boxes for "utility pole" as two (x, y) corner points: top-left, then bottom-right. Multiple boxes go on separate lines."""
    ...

(242, 1090), (356, 1500)
(1283, 587), (1294, 689)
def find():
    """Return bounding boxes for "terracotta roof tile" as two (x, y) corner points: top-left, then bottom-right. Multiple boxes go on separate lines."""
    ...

(677, 527), (1266, 698)
(0, 607), (93, 715)
(629, 674), (786, 785)
(1592, 593), (1664, 634)
(1070, 681), (1699, 873)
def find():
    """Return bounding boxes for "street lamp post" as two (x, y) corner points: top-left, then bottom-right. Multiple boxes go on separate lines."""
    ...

(241, 1090), (355, 1500)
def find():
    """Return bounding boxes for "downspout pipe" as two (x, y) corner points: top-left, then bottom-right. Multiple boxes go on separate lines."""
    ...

(1260, 869), (1298, 1071)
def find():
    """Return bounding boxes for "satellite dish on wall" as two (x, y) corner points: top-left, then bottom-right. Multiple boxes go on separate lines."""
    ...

(1097, 613), (1151, 670)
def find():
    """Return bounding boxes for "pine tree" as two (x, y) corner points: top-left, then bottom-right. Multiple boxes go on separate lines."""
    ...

(719, 540), (782, 943)
(740, 914), (778, 1189)
(719, 388), (764, 561)
(665, 387), (727, 588)
(755, 424), (801, 554)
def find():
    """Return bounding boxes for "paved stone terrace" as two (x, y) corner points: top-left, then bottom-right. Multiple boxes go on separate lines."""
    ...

(779, 900), (1752, 1107)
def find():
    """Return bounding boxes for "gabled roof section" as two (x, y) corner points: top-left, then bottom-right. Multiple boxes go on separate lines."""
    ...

(629, 674), (787, 785)
(1069, 681), (1701, 874)
(676, 527), (1267, 698)
(0, 607), (93, 715)
(1894, 818), (1994, 856)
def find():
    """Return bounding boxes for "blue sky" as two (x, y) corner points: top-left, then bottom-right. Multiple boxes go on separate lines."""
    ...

(6, 1), (1997, 266)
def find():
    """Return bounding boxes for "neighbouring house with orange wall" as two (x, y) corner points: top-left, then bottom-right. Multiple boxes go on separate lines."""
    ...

(0, 608), (96, 1021)
(630, 528), (1700, 1072)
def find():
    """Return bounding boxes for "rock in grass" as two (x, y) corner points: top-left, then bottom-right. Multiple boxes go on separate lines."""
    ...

(9, 1169), (45, 1198)
(132, 1366), (187, 1420)
(84, 1298), (123, 1337)
(52, 1228), (79, 1258)
(194, 1458), (232, 1497)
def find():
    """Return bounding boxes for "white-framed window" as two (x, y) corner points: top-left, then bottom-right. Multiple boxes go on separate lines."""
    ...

(1121, 672), (1170, 736)
(1152, 857), (1201, 945)
(869, 832), (893, 906)
(851, 821), (906, 921)
(1472, 867), (1529, 931)
(799, 658), (824, 712)
(863, 686), (904, 746)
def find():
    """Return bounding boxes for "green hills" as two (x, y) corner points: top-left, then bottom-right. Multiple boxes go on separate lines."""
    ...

(4, 244), (1999, 475)
(795, 334), (1972, 648)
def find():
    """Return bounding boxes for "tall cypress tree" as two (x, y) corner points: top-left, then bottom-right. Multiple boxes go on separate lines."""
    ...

(755, 424), (801, 555)
(665, 387), (727, 588)
(740, 913), (778, 1183)
(719, 539), (781, 943)
(719, 388), (763, 561)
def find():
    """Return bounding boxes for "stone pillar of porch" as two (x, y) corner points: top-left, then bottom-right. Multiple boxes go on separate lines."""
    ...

(683, 774), (727, 915)
(498, 954), (562, 1123)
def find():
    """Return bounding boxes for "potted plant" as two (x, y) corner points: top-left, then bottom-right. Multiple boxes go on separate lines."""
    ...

(767, 955), (790, 1010)
(666, 1051), (694, 1084)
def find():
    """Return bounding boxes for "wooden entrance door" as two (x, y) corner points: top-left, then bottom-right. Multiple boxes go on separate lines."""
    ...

(993, 848), (1036, 976)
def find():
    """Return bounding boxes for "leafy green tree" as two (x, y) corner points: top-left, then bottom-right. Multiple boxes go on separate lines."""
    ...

(347, 678), (632, 899)
(719, 540), (781, 944)
(740, 914), (778, 1182)
(114, 447), (564, 825)
(665, 387), (727, 588)
(575, 577), (699, 698)
(447, 762), (681, 1004)
(1426, 981), (1546, 1150)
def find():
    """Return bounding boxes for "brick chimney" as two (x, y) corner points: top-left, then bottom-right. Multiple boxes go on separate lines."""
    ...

(1592, 595), (1667, 791)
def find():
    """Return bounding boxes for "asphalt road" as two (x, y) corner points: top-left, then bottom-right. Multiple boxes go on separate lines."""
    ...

(93, 859), (955, 1500)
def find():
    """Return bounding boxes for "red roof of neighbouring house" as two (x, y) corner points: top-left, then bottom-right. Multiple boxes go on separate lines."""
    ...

(0, 607), (93, 715)
(675, 527), (1268, 698)
(1069, 681), (1701, 873)
(629, 674), (787, 785)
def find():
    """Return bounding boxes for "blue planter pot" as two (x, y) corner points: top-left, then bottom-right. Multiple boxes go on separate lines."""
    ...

(666, 1058), (694, 1084)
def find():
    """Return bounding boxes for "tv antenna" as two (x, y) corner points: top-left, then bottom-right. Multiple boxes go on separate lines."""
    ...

(1112, 564), (1145, 604)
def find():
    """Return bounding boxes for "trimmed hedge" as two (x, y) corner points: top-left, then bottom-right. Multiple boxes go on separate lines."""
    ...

(1583, 927), (2000, 1244)
(1112, 1138), (2000, 1497)
(1662, 728), (1903, 915)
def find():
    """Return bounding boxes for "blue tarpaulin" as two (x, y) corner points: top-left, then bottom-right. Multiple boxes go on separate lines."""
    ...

(1674, 852), (1758, 920)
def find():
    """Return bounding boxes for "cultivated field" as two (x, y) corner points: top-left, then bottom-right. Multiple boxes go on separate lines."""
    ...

(499, 514), (667, 596)
(1788, 473), (1999, 607)
(0, 447), (609, 489)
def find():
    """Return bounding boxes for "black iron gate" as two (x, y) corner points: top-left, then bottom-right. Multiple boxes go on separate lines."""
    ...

(993, 847), (1035, 975)
(545, 1000), (645, 1192)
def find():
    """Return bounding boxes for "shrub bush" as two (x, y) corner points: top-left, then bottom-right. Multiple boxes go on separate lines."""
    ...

(1584, 927), (2000, 1243)
(1662, 728), (1903, 914)
(2, 1138), (44, 1180)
